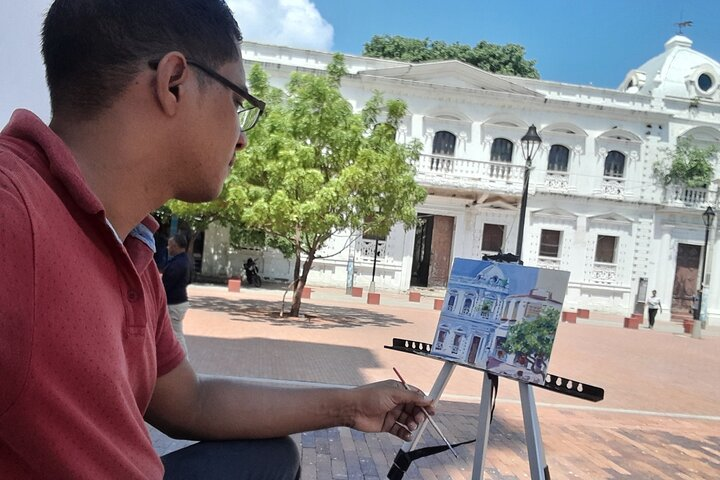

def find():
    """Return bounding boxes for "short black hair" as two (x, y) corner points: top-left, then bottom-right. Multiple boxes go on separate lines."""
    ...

(42, 0), (242, 118)
(171, 233), (188, 250)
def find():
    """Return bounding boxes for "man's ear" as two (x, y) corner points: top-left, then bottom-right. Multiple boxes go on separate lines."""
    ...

(153, 52), (190, 116)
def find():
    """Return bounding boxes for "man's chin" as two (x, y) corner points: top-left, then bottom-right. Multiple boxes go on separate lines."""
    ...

(175, 186), (223, 204)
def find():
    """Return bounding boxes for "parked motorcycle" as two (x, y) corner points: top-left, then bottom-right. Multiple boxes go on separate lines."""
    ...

(243, 258), (262, 287)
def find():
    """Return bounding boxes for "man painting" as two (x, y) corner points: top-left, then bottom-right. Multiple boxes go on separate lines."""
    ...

(0, 1), (432, 478)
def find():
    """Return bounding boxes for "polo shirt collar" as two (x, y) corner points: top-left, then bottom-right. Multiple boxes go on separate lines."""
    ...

(2, 109), (105, 216)
(3, 109), (160, 259)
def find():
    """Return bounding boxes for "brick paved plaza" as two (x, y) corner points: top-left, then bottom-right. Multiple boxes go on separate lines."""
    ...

(151, 284), (720, 479)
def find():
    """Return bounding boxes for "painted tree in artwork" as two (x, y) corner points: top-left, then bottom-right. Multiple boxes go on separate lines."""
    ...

(228, 56), (427, 317)
(503, 306), (560, 373)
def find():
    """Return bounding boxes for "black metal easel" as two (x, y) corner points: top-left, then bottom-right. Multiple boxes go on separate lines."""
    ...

(385, 339), (604, 479)
(385, 252), (604, 480)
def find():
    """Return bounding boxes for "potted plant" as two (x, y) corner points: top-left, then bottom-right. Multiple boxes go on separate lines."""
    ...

(654, 137), (717, 190)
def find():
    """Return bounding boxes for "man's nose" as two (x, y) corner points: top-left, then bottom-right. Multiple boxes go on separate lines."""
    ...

(236, 130), (248, 151)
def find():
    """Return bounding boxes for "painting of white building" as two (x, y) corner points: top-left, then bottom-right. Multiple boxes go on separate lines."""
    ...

(430, 259), (569, 384)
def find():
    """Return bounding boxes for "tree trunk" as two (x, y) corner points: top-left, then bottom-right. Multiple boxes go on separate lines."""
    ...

(292, 254), (302, 292)
(289, 252), (315, 317)
(186, 230), (199, 261)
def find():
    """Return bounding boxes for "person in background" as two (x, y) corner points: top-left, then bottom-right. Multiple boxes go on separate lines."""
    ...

(691, 289), (701, 320)
(163, 233), (191, 354)
(646, 289), (662, 329)
(0, 1), (433, 479)
(153, 225), (169, 271)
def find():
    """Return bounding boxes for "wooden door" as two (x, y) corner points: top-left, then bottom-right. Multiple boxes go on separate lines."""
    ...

(428, 215), (454, 287)
(672, 243), (700, 313)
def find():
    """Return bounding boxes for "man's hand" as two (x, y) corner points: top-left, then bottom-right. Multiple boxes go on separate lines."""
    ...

(347, 380), (435, 441)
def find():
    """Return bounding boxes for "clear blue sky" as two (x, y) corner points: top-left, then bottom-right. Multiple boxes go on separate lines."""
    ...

(3, 1), (720, 122)
(310, 0), (720, 88)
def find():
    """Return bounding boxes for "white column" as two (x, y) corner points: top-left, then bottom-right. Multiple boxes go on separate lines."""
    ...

(706, 224), (719, 325)
(657, 225), (674, 321)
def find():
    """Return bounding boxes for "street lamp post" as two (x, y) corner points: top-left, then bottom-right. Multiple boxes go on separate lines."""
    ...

(517, 125), (543, 262)
(696, 206), (716, 338)
(369, 237), (380, 293)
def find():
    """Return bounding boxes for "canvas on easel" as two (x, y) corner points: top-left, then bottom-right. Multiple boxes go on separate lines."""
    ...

(430, 258), (570, 385)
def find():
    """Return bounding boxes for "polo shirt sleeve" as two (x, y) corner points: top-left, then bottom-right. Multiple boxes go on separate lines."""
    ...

(0, 171), (34, 417)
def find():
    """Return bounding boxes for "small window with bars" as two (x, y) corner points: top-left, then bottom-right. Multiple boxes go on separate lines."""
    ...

(481, 224), (505, 252)
(539, 229), (562, 258)
(595, 235), (618, 263)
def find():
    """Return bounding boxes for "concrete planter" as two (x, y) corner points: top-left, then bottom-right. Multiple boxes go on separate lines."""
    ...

(561, 311), (577, 323)
(228, 278), (241, 292)
(409, 292), (422, 302)
(367, 292), (380, 305)
(351, 287), (363, 297)
(301, 287), (312, 299)
(682, 319), (694, 334)
(623, 317), (641, 329)
(433, 299), (444, 311)
(577, 308), (590, 319)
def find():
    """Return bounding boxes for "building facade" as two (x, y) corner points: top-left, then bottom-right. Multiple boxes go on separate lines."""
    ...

(202, 35), (720, 324)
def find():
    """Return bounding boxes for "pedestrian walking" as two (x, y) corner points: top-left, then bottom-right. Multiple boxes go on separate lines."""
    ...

(646, 289), (662, 329)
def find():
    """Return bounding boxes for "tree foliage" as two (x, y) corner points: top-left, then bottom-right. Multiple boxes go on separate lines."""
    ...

(228, 56), (427, 316)
(503, 307), (559, 362)
(654, 137), (718, 188)
(363, 35), (539, 79)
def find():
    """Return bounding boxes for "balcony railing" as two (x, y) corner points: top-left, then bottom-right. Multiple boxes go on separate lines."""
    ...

(537, 256), (561, 270)
(599, 177), (625, 198)
(543, 172), (569, 193)
(590, 262), (617, 285)
(664, 185), (710, 209)
(356, 238), (386, 260)
(410, 154), (525, 190)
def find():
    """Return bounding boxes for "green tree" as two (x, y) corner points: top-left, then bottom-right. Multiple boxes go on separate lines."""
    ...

(503, 307), (560, 373)
(654, 137), (718, 188)
(363, 35), (539, 78)
(230, 57), (426, 316)
(163, 199), (226, 261)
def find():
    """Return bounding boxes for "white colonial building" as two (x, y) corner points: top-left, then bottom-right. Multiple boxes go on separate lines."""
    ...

(201, 35), (720, 324)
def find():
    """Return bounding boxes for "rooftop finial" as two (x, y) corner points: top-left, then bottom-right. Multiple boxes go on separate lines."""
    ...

(675, 20), (693, 34)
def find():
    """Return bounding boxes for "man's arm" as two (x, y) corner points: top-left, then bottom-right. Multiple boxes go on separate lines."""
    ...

(145, 359), (433, 441)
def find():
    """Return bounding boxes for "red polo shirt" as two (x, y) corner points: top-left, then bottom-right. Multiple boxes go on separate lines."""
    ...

(0, 110), (185, 478)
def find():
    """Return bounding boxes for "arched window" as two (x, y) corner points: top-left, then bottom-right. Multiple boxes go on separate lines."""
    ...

(462, 298), (473, 315)
(430, 131), (456, 172)
(432, 131), (456, 156)
(490, 138), (513, 162)
(604, 151), (626, 177)
(548, 145), (569, 172)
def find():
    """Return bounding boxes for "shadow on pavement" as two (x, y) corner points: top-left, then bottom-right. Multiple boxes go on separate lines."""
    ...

(190, 295), (411, 329)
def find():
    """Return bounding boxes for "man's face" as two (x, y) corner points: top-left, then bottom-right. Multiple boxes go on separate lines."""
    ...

(174, 53), (249, 202)
(168, 238), (180, 256)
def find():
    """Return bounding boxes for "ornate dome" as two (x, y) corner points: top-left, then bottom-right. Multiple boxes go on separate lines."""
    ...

(620, 35), (720, 101)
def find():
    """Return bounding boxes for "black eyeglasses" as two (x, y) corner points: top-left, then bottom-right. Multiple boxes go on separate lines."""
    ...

(148, 59), (266, 131)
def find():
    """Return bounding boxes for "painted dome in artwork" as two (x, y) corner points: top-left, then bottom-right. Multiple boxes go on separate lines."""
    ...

(620, 35), (720, 101)
(475, 264), (509, 289)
